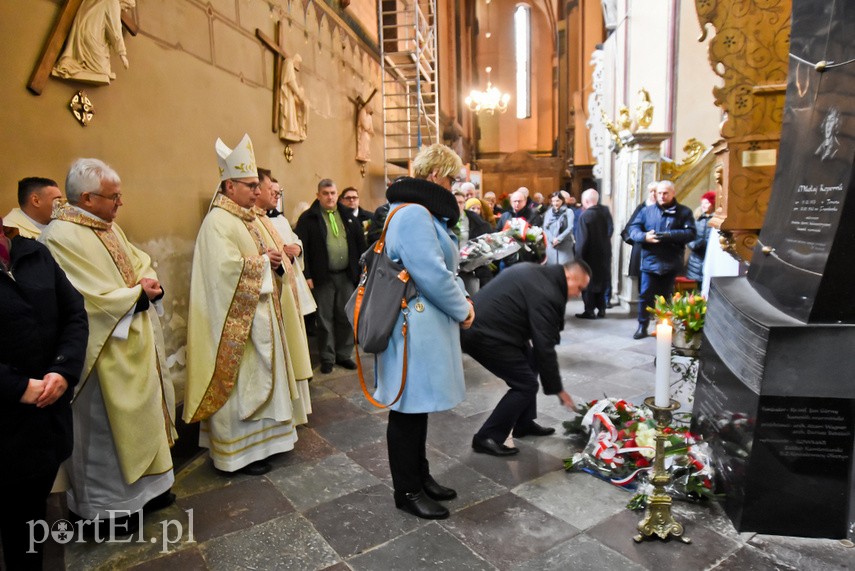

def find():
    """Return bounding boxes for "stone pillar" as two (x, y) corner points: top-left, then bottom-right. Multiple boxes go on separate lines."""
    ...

(611, 131), (670, 310)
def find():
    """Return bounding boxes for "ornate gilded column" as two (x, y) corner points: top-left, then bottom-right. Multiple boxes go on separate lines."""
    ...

(696, 0), (791, 262)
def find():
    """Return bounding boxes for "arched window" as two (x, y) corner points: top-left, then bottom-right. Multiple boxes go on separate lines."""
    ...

(514, 4), (531, 119)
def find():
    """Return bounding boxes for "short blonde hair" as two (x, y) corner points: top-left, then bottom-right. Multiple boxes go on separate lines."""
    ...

(411, 144), (463, 179)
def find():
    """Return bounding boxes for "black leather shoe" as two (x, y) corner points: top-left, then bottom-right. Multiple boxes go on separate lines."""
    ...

(143, 490), (176, 514)
(596, 310), (606, 319)
(575, 312), (596, 319)
(336, 358), (357, 370)
(320, 362), (334, 374)
(472, 435), (519, 456)
(239, 460), (272, 476)
(633, 325), (648, 340)
(394, 490), (449, 519)
(422, 475), (457, 501)
(512, 422), (556, 438)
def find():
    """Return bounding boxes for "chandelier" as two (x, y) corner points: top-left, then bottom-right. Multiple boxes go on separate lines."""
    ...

(466, 67), (511, 114)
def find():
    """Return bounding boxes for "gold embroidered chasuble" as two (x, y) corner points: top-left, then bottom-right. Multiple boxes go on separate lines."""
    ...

(253, 208), (314, 382)
(39, 205), (176, 484)
(184, 194), (305, 429)
(3, 207), (42, 238)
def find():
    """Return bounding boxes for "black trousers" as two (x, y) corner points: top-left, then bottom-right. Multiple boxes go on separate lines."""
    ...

(638, 270), (677, 326)
(0, 464), (59, 571)
(463, 337), (540, 442)
(582, 288), (606, 314)
(387, 411), (430, 493)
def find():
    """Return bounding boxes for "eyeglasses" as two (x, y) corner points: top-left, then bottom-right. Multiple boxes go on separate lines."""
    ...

(234, 180), (260, 191)
(272, 190), (283, 198)
(341, 195), (359, 201)
(89, 192), (122, 203)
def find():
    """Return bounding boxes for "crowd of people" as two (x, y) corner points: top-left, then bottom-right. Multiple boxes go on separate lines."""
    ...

(1, 140), (714, 567)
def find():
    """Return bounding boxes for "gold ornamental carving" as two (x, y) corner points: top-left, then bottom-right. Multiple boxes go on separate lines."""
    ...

(660, 138), (707, 181)
(696, 0), (791, 263)
(602, 88), (655, 151)
(69, 90), (94, 126)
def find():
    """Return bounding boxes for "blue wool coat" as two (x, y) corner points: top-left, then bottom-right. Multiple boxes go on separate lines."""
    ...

(373, 203), (471, 413)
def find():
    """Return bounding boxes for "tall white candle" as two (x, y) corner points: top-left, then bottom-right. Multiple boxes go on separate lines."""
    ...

(655, 320), (672, 407)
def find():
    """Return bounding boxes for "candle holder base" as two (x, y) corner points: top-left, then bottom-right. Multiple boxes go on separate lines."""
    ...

(633, 492), (691, 543)
(632, 397), (691, 544)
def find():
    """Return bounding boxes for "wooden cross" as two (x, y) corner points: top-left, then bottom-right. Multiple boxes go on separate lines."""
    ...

(28, 0), (139, 95)
(256, 23), (290, 135)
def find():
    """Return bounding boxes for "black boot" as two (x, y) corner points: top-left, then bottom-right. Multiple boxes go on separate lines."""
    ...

(633, 324), (648, 339)
(422, 475), (457, 501)
(394, 490), (450, 519)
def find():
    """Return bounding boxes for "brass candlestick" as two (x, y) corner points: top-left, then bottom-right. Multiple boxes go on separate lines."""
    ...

(633, 397), (691, 544)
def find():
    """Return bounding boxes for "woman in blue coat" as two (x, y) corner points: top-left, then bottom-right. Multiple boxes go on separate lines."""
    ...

(374, 144), (474, 520)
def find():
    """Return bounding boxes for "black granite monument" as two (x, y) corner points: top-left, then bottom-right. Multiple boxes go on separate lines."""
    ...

(692, 0), (855, 539)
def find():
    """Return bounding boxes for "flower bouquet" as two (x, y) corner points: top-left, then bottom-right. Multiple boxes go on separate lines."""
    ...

(564, 397), (717, 510)
(501, 218), (547, 263)
(459, 232), (521, 273)
(647, 291), (707, 347)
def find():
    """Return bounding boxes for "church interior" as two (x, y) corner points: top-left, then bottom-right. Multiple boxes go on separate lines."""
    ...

(2, 0), (854, 568)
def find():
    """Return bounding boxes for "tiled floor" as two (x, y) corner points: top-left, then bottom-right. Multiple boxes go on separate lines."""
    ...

(51, 301), (853, 570)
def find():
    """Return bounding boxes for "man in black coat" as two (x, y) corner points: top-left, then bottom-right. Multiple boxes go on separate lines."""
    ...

(295, 179), (367, 374)
(462, 261), (590, 456)
(575, 189), (613, 319)
(628, 180), (696, 339)
(0, 222), (88, 570)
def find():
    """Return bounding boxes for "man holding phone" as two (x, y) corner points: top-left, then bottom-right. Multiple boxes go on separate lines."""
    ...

(627, 180), (696, 339)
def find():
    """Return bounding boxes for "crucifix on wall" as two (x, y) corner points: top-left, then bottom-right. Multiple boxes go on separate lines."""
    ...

(257, 23), (308, 148)
(348, 89), (377, 165)
(28, 0), (139, 95)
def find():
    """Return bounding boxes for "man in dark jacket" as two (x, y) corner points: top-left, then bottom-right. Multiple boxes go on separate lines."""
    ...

(498, 188), (543, 228)
(628, 180), (696, 339)
(621, 182), (658, 294)
(462, 261), (591, 456)
(295, 179), (367, 373)
(575, 189), (613, 319)
(0, 221), (87, 570)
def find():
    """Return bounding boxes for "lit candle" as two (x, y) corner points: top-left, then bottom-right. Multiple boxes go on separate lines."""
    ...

(655, 319), (672, 407)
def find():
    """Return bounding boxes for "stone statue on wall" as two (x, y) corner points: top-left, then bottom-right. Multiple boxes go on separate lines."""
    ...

(356, 103), (374, 163)
(279, 54), (308, 143)
(52, 0), (135, 85)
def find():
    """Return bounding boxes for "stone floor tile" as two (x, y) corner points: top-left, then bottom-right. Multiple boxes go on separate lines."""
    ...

(709, 545), (799, 570)
(127, 546), (208, 570)
(319, 563), (352, 571)
(440, 493), (579, 570)
(431, 462), (507, 512)
(461, 442), (564, 488)
(265, 426), (339, 470)
(509, 533), (646, 571)
(267, 453), (381, 511)
(65, 503), (196, 570)
(310, 382), (340, 402)
(425, 410), (490, 459)
(306, 396), (369, 429)
(201, 513), (339, 571)
(345, 440), (455, 486)
(745, 534), (855, 570)
(513, 471), (631, 531)
(671, 500), (748, 543)
(178, 477), (293, 543)
(303, 484), (422, 558)
(347, 522), (496, 571)
(586, 508), (741, 571)
(172, 454), (254, 500)
(313, 413), (388, 452)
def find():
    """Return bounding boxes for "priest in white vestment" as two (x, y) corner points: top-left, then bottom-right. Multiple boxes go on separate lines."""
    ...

(39, 158), (176, 534)
(184, 134), (309, 476)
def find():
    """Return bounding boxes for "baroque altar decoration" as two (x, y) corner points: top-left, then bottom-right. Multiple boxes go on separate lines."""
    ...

(564, 398), (717, 510)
